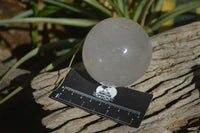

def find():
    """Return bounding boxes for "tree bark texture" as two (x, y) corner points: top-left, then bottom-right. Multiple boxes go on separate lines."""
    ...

(31, 22), (200, 133)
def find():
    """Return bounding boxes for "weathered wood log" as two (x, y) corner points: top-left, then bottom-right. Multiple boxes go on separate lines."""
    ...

(31, 22), (200, 133)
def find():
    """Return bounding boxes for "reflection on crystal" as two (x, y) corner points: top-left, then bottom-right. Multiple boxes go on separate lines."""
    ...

(99, 58), (103, 63)
(123, 48), (128, 54)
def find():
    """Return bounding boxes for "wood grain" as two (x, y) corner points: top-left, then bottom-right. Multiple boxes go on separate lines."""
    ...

(31, 22), (200, 133)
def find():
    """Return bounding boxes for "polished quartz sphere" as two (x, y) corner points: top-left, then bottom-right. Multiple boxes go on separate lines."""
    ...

(82, 17), (152, 87)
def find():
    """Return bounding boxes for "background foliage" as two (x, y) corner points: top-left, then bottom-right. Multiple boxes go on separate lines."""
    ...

(0, 0), (200, 104)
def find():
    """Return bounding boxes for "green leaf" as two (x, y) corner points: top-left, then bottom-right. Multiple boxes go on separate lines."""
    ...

(11, 7), (42, 19)
(83, 0), (112, 17)
(153, 0), (164, 13)
(128, 0), (136, 11)
(32, 0), (39, 17)
(41, 0), (81, 13)
(56, 49), (71, 56)
(148, 0), (164, 25)
(13, 9), (34, 19)
(124, 2), (130, 18)
(38, 5), (62, 17)
(0, 86), (24, 104)
(151, 0), (200, 31)
(141, 0), (155, 26)
(0, 17), (98, 27)
(31, 0), (40, 45)
(117, 0), (125, 14)
(107, 0), (124, 17)
(40, 0), (97, 18)
(131, 0), (148, 22)
(31, 28), (39, 45)
(117, 0), (130, 18)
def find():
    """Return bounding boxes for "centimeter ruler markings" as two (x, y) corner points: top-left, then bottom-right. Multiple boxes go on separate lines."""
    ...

(52, 85), (141, 126)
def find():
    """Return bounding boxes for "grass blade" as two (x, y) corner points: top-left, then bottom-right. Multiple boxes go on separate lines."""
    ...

(141, 0), (155, 26)
(151, 0), (200, 31)
(12, 8), (40, 19)
(124, 1), (130, 18)
(0, 86), (24, 104)
(83, 0), (112, 17)
(117, 0), (130, 18)
(107, 0), (124, 17)
(131, 0), (148, 22)
(0, 17), (98, 27)
(153, 0), (164, 13)
(117, 0), (125, 14)
(40, 0), (97, 18)
(38, 5), (62, 17)
(148, 0), (164, 25)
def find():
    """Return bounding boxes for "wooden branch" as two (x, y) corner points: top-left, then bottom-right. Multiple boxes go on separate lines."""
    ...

(31, 22), (200, 133)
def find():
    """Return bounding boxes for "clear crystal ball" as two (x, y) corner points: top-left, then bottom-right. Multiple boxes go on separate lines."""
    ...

(82, 17), (152, 87)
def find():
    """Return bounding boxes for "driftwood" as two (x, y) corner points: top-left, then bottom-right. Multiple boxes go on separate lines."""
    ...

(31, 22), (200, 133)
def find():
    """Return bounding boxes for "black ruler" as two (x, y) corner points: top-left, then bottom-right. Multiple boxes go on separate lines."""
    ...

(50, 69), (153, 128)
